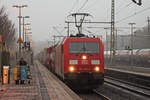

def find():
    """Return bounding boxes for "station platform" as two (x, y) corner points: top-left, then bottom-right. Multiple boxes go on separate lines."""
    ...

(0, 60), (81, 100)
(105, 66), (150, 77)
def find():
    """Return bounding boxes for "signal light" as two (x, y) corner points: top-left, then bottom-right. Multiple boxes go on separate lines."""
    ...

(82, 55), (87, 60)
(94, 66), (100, 72)
(69, 66), (75, 72)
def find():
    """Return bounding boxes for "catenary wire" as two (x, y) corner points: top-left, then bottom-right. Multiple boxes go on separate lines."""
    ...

(116, 2), (132, 15)
(78, 0), (89, 12)
(68, 0), (79, 14)
(81, 0), (98, 11)
(116, 5), (150, 23)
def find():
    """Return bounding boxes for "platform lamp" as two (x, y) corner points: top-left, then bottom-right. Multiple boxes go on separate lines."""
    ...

(23, 23), (30, 42)
(25, 28), (31, 43)
(22, 16), (30, 42)
(13, 5), (28, 57)
(26, 32), (32, 42)
(25, 31), (32, 51)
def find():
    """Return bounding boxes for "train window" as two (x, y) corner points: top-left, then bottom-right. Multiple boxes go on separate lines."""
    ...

(69, 42), (99, 53)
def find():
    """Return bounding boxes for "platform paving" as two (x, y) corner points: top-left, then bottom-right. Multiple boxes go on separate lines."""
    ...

(0, 60), (81, 100)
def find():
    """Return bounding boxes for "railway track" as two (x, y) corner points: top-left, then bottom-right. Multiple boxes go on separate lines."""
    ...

(105, 76), (150, 91)
(93, 89), (111, 100)
(77, 90), (111, 100)
(105, 77), (150, 99)
(105, 68), (150, 88)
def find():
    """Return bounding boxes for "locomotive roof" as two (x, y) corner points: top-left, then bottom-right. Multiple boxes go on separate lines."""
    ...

(62, 36), (102, 44)
(54, 34), (103, 47)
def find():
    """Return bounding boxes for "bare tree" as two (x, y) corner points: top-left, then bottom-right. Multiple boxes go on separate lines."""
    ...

(0, 6), (17, 50)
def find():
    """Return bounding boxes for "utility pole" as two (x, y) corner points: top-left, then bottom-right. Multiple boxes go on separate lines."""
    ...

(115, 29), (117, 50)
(147, 17), (150, 32)
(104, 28), (109, 56)
(67, 22), (70, 36)
(129, 23), (136, 66)
(110, 0), (115, 65)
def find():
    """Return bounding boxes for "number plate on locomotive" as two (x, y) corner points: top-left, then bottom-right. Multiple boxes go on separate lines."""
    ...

(81, 60), (88, 64)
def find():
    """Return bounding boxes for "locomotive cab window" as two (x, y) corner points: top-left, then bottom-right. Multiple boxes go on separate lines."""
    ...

(69, 42), (99, 53)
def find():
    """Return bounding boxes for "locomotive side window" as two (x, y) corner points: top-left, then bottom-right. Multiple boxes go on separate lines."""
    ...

(69, 42), (99, 53)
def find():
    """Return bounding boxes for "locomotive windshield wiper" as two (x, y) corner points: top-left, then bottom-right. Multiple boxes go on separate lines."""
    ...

(80, 43), (86, 53)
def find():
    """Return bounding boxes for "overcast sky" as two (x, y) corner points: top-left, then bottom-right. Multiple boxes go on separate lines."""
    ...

(0, 0), (150, 42)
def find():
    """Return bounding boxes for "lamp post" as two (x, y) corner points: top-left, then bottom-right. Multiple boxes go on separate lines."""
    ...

(128, 23), (136, 66)
(13, 5), (28, 57)
(25, 28), (31, 42)
(23, 23), (30, 42)
(22, 16), (30, 42)
(27, 32), (32, 35)
(26, 32), (32, 42)
(25, 30), (32, 52)
(22, 23), (30, 51)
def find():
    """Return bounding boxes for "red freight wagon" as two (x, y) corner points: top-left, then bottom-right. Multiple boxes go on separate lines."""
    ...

(49, 46), (55, 72)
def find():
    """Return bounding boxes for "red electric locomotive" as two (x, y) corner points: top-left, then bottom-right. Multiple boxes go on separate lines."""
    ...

(54, 36), (104, 89)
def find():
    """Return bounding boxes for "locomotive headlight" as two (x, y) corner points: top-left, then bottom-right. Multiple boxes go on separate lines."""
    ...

(69, 66), (75, 72)
(94, 66), (100, 72)
(82, 55), (87, 60)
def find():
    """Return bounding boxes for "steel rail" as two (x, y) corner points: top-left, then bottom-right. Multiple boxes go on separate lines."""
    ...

(93, 89), (111, 100)
(104, 78), (150, 98)
(105, 76), (150, 91)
